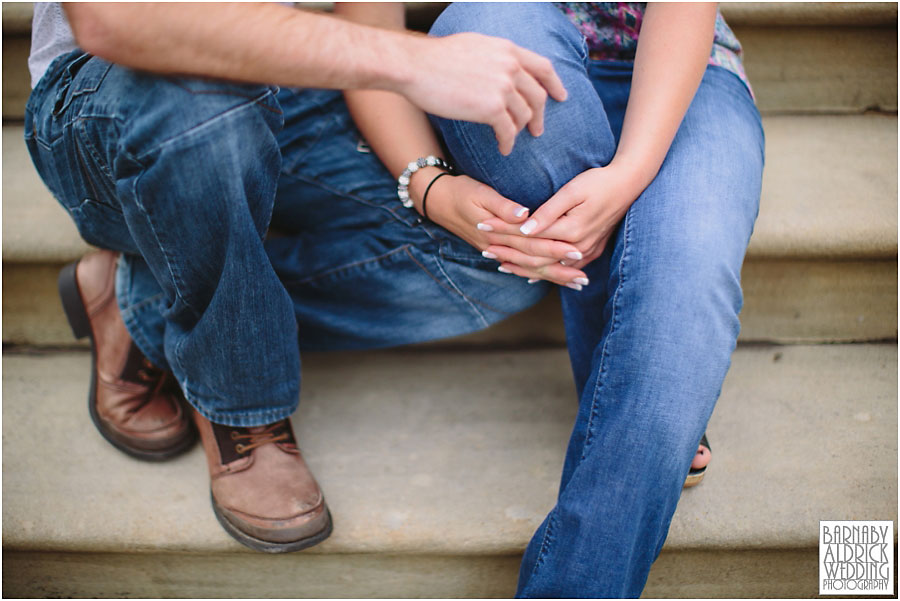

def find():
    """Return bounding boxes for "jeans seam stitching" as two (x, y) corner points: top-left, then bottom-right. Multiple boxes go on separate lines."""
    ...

(122, 291), (165, 314)
(283, 245), (412, 285)
(278, 170), (414, 226)
(405, 248), (521, 317)
(420, 251), (490, 328)
(125, 160), (200, 383)
(74, 118), (118, 198)
(527, 508), (558, 586)
(130, 89), (277, 161)
(167, 78), (284, 116)
(581, 209), (631, 459)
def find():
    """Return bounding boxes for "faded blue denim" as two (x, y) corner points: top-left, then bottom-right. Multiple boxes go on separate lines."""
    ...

(429, 3), (764, 597)
(24, 49), (548, 427)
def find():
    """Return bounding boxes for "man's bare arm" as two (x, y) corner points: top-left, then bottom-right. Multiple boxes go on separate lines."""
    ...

(64, 3), (566, 151)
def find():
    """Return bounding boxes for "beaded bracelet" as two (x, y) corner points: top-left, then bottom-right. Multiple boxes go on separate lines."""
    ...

(397, 155), (453, 208)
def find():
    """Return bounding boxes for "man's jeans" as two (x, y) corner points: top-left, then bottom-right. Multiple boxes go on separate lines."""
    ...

(24, 49), (547, 427)
(429, 3), (764, 597)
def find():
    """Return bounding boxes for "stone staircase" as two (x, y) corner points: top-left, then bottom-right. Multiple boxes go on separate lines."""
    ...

(2, 3), (897, 598)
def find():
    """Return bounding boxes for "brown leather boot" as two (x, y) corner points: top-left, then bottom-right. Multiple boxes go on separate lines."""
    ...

(193, 411), (333, 553)
(58, 250), (196, 460)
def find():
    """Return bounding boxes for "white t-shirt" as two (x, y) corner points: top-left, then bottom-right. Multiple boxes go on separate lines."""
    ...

(28, 2), (299, 89)
(28, 2), (77, 88)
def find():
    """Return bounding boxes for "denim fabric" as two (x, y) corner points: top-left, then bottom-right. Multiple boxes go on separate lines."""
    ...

(24, 49), (548, 427)
(430, 3), (764, 597)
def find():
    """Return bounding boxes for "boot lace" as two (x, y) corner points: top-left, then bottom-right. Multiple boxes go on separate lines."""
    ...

(230, 423), (290, 454)
(132, 358), (170, 412)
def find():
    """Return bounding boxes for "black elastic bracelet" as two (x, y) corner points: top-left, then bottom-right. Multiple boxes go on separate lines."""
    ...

(422, 171), (453, 221)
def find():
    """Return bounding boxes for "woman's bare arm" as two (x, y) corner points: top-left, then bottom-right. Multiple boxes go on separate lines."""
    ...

(335, 3), (587, 277)
(487, 3), (718, 280)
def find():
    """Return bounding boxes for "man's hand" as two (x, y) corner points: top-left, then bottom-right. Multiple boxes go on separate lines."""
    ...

(399, 33), (568, 156)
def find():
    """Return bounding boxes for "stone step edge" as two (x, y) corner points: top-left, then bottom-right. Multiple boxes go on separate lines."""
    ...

(3, 345), (897, 557)
(4, 115), (899, 263)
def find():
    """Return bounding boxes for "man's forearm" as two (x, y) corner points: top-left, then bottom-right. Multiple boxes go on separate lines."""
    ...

(64, 3), (418, 92)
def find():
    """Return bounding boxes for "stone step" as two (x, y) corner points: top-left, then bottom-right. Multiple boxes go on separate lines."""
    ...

(2, 344), (897, 597)
(3, 114), (896, 347)
(2, 3), (897, 120)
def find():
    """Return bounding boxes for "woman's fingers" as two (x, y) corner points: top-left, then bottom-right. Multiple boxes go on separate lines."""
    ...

(518, 180), (584, 237)
(484, 233), (583, 262)
(472, 181), (531, 223)
(476, 216), (536, 235)
(482, 245), (562, 270)
(496, 260), (590, 290)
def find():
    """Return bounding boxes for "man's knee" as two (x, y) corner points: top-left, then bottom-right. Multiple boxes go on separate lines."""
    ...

(100, 67), (284, 233)
(108, 67), (283, 163)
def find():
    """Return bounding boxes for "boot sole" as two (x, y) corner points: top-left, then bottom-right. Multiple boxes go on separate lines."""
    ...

(211, 492), (334, 554)
(58, 260), (197, 462)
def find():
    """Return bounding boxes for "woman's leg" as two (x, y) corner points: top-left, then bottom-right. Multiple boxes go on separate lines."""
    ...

(428, 3), (764, 596)
(428, 1), (619, 394)
(518, 65), (763, 597)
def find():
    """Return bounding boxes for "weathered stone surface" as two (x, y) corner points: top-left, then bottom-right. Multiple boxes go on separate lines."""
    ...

(738, 259), (898, 343)
(736, 25), (897, 113)
(2, 126), (92, 262)
(3, 345), (896, 557)
(746, 115), (897, 260)
(2, 345), (896, 597)
(721, 2), (897, 27)
(1, 2), (34, 35)
(5, 116), (894, 263)
(1, 548), (820, 599)
(2, 36), (31, 121)
(4, 257), (896, 348)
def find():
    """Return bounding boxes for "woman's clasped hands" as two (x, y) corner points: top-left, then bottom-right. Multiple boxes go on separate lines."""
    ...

(424, 164), (641, 290)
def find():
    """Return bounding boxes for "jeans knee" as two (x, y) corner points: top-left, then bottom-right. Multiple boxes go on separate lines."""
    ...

(110, 68), (283, 165)
(108, 71), (283, 233)
(429, 4), (615, 208)
(431, 2), (584, 60)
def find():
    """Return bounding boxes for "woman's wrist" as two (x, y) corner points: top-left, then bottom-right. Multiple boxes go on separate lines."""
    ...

(407, 166), (449, 214)
(604, 156), (658, 203)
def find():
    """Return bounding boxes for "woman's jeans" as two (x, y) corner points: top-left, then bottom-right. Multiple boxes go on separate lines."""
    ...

(24, 50), (548, 426)
(430, 3), (764, 598)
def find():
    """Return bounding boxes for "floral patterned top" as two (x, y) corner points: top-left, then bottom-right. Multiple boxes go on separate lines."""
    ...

(555, 2), (753, 97)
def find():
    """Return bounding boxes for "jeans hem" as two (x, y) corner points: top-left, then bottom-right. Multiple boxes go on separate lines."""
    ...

(183, 391), (298, 428)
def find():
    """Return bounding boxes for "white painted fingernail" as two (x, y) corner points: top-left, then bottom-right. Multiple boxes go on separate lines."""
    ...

(515, 206), (529, 218)
(566, 251), (583, 260)
(482, 251), (498, 259)
(527, 278), (539, 284)
(566, 283), (583, 291)
(519, 219), (537, 235)
(498, 266), (512, 274)
(477, 223), (494, 232)
(573, 277), (589, 286)
(559, 260), (568, 266)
